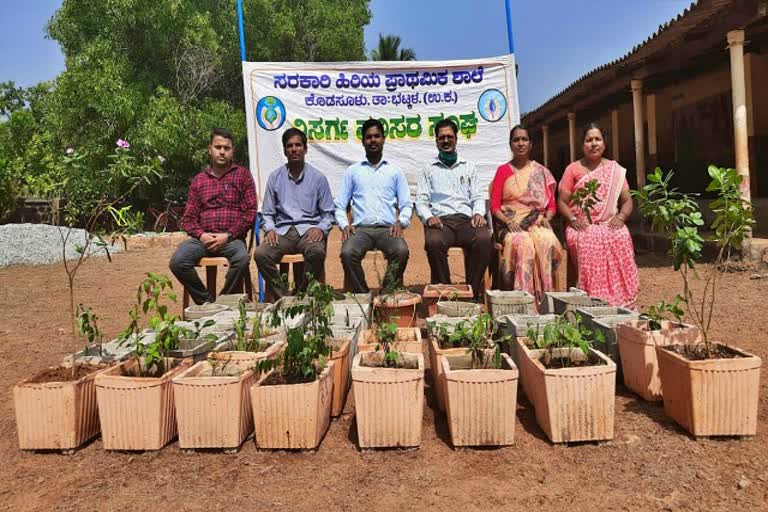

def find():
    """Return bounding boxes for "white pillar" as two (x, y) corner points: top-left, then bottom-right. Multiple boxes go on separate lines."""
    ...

(647, 94), (657, 160)
(727, 29), (752, 250)
(611, 109), (620, 161)
(631, 79), (646, 188)
(542, 125), (550, 168)
(567, 112), (576, 162)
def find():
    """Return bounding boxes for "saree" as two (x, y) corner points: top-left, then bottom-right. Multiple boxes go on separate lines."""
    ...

(562, 159), (639, 307)
(490, 161), (563, 301)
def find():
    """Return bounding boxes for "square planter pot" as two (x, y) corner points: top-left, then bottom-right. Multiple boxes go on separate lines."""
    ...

(522, 347), (616, 443)
(496, 314), (559, 341)
(616, 320), (701, 401)
(374, 292), (422, 328)
(331, 294), (372, 329)
(184, 303), (229, 320)
(441, 353), (519, 447)
(656, 343), (761, 437)
(250, 363), (334, 449)
(514, 337), (535, 402)
(351, 352), (425, 448)
(586, 313), (640, 374)
(423, 284), (474, 317)
(359, 327), (423, 354)
(428, 337), (473, 413)
(435, 301), (483, 318)
(173, 361), (256, 450)
(14, 364), (110, 451)
(541, 289), (587, 314)
(95, 359), (190, 451)
(329, 339), (351, 417)
(485, 290), (535, 318)
(425, 315), (478, 339)
(550, 294), (607, 315)
(167, 338), (216, 363)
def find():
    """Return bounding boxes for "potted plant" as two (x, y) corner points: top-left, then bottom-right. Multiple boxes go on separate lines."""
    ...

(422, 284), (474, 317)
(485, 290), (535, 318)
(633, 167), (761, 436)
(95, 273), (190, 451)
(14, 305), (110, 452)
(371, 261), (422, 328)
(574, 306), (639, 371)
(210, 299), (284, 366)
(430, 314), (496, 413)
(523, 313), (615, 443)
(351, 321), (424, 448)
(441, 345), (518, 447)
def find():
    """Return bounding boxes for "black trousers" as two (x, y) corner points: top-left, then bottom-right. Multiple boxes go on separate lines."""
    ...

(340, 225), (409, 293)
(169, 238), (249, 305)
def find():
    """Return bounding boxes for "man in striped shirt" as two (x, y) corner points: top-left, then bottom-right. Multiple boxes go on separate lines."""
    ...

(415, 119), (492, 301)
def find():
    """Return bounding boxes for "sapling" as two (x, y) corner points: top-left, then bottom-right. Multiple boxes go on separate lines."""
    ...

(375, 321), (400, 367)
(76, 303), (103, 357)
(526, 312), (604, 368)
(568, 178), (601, 224)
(644, 295), (685, 331)
(436, 314), (498, 369)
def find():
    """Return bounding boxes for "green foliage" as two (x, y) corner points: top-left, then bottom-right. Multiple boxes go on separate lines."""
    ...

(375, 321), (400, 367)
(568, 178), (600, 224)
(436, 314), (498, 369)
(370, 34), (416, 61)
(645, 295), (685, 331)
(76, 303), (103, 355)
(526, 313), (603, 367)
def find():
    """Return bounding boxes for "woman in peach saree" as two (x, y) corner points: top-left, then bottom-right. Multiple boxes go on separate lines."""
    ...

(557, 122), (639, 307)
(490, 125), (564, 301)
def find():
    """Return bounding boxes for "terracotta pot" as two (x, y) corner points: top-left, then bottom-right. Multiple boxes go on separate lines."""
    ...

(485, 290), (535, 317)
(209, 338), (285, 367)
(422, 284), (474, 317)
(616, 320), (702, 401)
(14, 364), (110, 450)
(173, 361), (256, 449)
(656, 343), (761, 437)
(250, 363), (334, 449)
(523, 347), (615, 443)
(513, 337), (535, 402)
(95, 359), (190, 451)
(358, 327), (423, 354)
(428, 337), (471, 413)
(441, 353), (519, 447)
(351, 352), (425, 448)
(328, 339), (351, 417)
(374, 292), (422, 328)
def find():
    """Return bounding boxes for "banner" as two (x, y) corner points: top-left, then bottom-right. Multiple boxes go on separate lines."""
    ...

(243, 55), (519, 203)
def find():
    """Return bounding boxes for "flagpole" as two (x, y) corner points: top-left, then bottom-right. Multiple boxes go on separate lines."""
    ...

(504, 0), (515, 53)
(236, 0), (265, 302)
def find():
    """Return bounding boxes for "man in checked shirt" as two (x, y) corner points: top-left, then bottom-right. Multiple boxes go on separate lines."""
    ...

(415, 119), (492, 301)
(169, 128), (258, 304)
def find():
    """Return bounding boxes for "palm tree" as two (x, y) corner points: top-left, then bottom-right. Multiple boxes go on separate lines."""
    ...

(370, 34), (416, 61)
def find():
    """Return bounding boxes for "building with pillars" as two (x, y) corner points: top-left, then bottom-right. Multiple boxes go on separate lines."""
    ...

(522, 0), (768, 235)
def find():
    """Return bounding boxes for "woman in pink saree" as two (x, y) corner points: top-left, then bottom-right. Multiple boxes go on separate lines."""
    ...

(557, 122), (639, 307)
(490, 125), (564, 300)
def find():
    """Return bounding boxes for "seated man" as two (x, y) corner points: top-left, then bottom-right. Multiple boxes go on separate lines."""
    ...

(415, 119), (492, 301)
(169, 128), (258, 304)
(254, 127), (334, 299)
(335, 118), (412, 293)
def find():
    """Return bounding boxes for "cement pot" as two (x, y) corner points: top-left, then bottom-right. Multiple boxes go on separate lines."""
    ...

(358, 327), (423, 354)
(441, 353), (518, 447)
(422, 284), (474, 317)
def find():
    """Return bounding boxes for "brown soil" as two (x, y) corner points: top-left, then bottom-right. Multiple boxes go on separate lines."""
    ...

(360, 351), (420, 369)
(665, 343), (745, 360)
(2, 227), (768, 511)
(261, 370), (316, 386)
(25, 363), (105, 384)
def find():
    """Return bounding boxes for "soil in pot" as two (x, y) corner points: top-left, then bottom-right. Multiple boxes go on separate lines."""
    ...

(26, 364), (106, 384)
(360, 351), (419, 369)
(118, 359), (181, 378)
(538, 349), (608, 370)
(260, 366), (326, 386)
(663, 343), (745, 361)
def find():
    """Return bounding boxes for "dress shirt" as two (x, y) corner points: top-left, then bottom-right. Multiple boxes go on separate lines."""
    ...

(334, 159), (413, 230)
(260, 163), (335, 235)
(415, 156), (485, 224)
(182, 163), (258, 240)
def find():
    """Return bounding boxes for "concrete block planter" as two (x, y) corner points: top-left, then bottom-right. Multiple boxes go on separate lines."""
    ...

(585, 312), (640, 372)
(428, 337), (472, 413)
(425, 314), (478, 339)
(351, 352), (425, 448)
(436, 301), (482, 318)
(496, 314), (559, 342)
(358, 327), (423, 354)
(549, 294), (608, 315)
(441, 353), (519, 447)
(374, 292), (422, 328)
(328, 339), (351, 417)
(250, 363), (334, 449)
(167, 338), (215, 363)
(423, 284), (474, 317)
(656, 344), (761, 437)
(541, 289), (586, 314)
(95, 359), (190, 451)
(485, 290), (535, 318)
(522, 347), (616, 443)
(172, 360), (256, 450)
(616, 320), (702, 401)
(184, 303), (228, 320)
(65, 331), (156, 365)
(14, 363), (110, 451)
(331, 294), (372, 329)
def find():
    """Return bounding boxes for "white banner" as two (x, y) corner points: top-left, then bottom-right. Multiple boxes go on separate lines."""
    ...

(243, 55), (519, 204)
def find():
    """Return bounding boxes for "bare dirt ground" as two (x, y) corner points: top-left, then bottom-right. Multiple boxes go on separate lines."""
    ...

(1, 224), (768, 512)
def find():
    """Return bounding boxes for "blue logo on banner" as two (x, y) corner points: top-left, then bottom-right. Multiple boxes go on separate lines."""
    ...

(478, 89), (507, 122)
(256, 96), (286, 131)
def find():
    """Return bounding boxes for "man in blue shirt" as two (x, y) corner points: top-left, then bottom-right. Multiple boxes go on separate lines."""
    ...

(254, 128), (335, 299)
(334, 119), (413, 293)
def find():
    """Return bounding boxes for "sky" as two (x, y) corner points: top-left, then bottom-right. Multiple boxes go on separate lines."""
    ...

(0, 0), (692, 112)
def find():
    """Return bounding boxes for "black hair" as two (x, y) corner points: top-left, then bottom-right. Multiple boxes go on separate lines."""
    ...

(282, 127), (307, 148)
(434, 118), (458, 136)
(361, 118), (385, 138)
(210, 128), (234, 143)
(582, 122), (604, 141)
(509, 124), (529, 142)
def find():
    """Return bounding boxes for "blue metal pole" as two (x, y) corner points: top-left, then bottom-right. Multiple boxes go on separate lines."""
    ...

(237, 0), (265, 302)
(504, 0), (515, 54)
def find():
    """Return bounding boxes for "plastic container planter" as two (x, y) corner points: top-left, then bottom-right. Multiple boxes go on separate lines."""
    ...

(328, 339), (351, 417)
(441, 353), (518, 447)
(351, 352), (424, 448)
(428, 337), (473, 413)
(358, 327), (423, 354)
(485, 290), (535, 318)
(422, 284), (474, 318)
